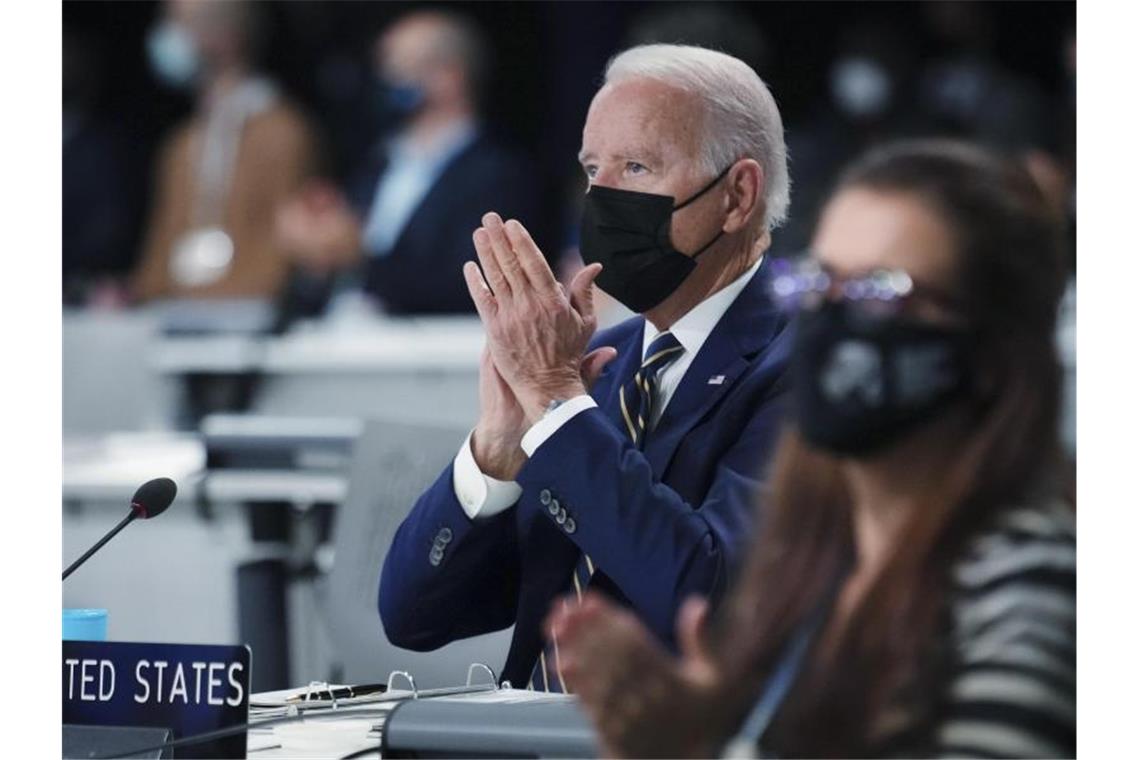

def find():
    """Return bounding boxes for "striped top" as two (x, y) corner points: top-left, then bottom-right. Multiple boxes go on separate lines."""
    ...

(878, 502), (1076, 758)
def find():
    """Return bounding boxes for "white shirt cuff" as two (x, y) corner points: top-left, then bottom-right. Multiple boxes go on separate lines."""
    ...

(452, 431), (523, 520)
(520, 395), (598, 457)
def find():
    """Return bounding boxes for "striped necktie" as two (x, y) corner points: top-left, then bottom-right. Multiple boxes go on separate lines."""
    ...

(618, 331), (685, 448)
(529, 331), (684, 692)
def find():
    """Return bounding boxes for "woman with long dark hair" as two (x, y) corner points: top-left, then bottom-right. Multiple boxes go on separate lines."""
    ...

(548, 140), (1075, 758)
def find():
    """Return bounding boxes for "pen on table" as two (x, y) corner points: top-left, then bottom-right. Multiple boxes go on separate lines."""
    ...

(286, 683), (388, 702)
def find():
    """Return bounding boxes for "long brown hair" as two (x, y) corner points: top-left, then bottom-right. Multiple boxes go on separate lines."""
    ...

(713, 140), (1068, 756)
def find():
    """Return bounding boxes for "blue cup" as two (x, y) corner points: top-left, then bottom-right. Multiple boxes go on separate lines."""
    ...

(63, 609), (108, 641)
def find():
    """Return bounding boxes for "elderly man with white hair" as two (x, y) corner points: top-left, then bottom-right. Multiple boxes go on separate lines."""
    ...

(379, 44), (794, 691)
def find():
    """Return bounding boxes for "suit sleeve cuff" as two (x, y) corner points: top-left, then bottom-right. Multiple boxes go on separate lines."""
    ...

(520, 395), (598, 457)
(452, 430), (523, 520)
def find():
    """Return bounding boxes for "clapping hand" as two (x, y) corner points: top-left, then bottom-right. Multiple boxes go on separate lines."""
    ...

(547, 593), (732, 758)
(463, 212), (613, 425)
(465, 212), (616, 479)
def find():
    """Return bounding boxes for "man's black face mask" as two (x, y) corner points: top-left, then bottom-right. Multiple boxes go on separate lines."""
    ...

(578, 165), (731, 314)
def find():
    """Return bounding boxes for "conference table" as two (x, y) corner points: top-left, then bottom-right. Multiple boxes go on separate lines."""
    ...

(63, 305), (489, 677)
(151, 310), (486, 427)
(62, 423), (356, 684)
(64, 305), (485, 435)
(245, 677), (596, 758)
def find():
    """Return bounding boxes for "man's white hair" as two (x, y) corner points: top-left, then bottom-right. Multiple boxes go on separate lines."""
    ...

(604, 44), (790, 230)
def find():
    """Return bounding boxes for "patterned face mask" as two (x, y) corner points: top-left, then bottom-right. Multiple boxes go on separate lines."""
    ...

(791, 299), (973, 456)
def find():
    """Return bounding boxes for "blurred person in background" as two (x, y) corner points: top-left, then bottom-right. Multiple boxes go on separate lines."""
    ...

(130, 0), (318, 302)
(775, 21), (927, 256)
(63, 29), (140, 307)
(918, 1), (1052, 153)
(550, 141), (1074, 757)
(379, 44), (793, 692)
(273, 10), (538, 318)
(918, 0), (1073, 238)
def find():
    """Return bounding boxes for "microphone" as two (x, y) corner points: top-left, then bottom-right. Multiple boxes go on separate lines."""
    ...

(63, 478), (177, 581)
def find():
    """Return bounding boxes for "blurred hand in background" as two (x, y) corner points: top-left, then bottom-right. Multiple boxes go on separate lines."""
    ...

(275, 180), (363, 276)
(549, 593), (730, 758)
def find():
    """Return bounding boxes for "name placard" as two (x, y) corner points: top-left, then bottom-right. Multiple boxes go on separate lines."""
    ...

(62, 641), (251, 759)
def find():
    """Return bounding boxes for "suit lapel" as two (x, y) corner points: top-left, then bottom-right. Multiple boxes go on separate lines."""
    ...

(592, 318), (647, 433)
(642, 343), (747, 476)
(643, 257), (784, 476)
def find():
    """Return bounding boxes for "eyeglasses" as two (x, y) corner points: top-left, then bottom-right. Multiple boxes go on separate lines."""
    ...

(769, 257), (963, 319)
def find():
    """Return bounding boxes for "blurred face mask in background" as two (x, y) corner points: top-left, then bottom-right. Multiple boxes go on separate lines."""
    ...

(830, 57), (893, 120)
(147, 21), (201, 89)
(373, 73), (427, 123)
(578, 165), (730, 314)
(384, 83), (426, 116)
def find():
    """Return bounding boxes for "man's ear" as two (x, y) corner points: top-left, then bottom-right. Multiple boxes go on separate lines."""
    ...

(722, 159), (765, 235)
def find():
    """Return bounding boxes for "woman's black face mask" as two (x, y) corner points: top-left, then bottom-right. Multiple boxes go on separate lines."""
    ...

(578, 165), (731, 314)
(791, 300), (974, 456)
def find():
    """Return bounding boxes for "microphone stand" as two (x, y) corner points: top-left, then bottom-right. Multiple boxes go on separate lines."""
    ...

(62, 512), (137, 581)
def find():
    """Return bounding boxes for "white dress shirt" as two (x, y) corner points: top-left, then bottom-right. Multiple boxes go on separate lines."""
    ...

(452, 257), (764, 520)
(361, 119), (477, 256)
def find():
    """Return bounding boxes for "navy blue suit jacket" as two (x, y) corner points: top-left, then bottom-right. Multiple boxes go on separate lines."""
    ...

(378, 257), (792, 686)
(346, 131), (539, 315)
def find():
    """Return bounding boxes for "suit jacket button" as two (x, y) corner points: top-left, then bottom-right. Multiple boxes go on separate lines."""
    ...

(564, 517), (576, 534)
(548, 498), (560, 516)
(539, 489), (552, 506)
(438, 527), (453, 544)
(555, 508), (567, 525)
(430, 547), (444, 565)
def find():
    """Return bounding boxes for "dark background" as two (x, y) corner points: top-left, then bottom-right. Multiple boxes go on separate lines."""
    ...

(63, 0), (1076, 277)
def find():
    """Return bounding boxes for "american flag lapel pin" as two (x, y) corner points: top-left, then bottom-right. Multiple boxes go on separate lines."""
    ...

(708, 375), (726, 385)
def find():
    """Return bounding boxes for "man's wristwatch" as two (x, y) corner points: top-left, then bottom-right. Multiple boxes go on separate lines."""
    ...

(544, 398), (569, 416)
